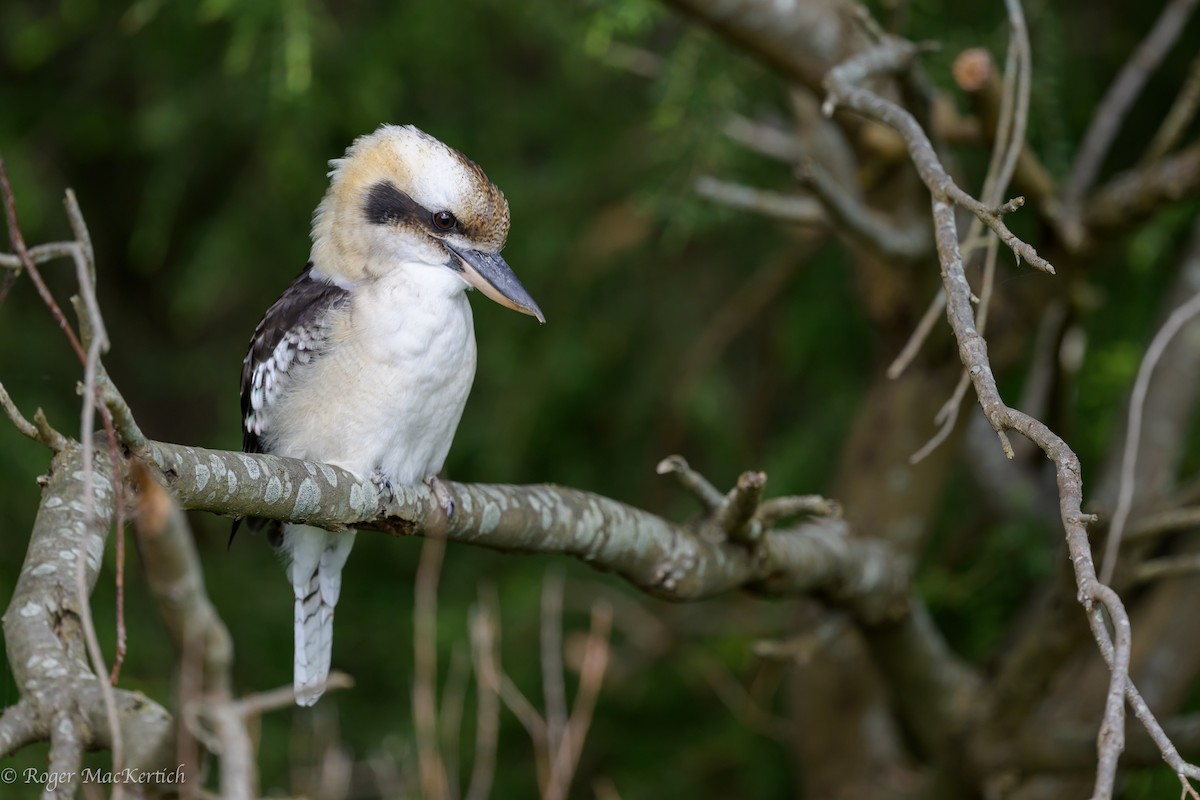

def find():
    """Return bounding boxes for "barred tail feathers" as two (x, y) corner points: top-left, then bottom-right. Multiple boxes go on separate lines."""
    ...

(284, 524), (357, 706)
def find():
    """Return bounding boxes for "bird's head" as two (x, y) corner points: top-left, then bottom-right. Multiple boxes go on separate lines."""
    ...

(310, 124), (543, 323)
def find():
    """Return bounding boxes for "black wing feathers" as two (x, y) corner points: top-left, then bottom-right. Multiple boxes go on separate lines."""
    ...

(233, 261), (349, 544)
(240, 262), (349, 454)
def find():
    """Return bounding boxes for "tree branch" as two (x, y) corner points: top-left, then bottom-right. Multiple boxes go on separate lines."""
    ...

(693, 176), (826, 224)
(806, 13), (1200, 792)
(1084, 140), (1200, 239)
(148, 440), (908, 617)
(0, 701), (42, 759)
(1060, 0), (1200, 240)
(0, 443), (176, 794)
(821, 36), (1054, 275)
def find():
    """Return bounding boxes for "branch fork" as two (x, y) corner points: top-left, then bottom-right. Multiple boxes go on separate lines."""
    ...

(656, 454), (840, 549)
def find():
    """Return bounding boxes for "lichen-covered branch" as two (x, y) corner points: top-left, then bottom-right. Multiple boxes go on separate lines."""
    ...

(147, 440), (908, 616)
(0, 443), (175, 796)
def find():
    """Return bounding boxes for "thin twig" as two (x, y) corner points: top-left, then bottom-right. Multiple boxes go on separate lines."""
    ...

(498, 675), (550, 792)
(887, 290), (946, 378)
(542, 570), (569, 786)
(0, 381), (40, 441)
(1144, 53), (1200, 165)
(1, 160), (127, 794)
(722, 114), (801, 162)
(656, 455), (726, 511)
(0, 161), (87, 363)
(231, 673), (354, 717)
(1061, 0), (1200, 237)
(910, 371), (971, 464)
(65, 211), (128, 689)
(911, 0), (1031, 461)
(545, 602), (612, 800)
(695, 651), (793, 741)
(1100, 289), (1200, 583)
(413, 534), (450, 800)
(756, 494), (841, 526)
(465, 591), (501, 800)
(439, 645), (470, 800)
(822, 37), (1054, 275)
(797, 158), (930, 262)
(694, 175), (826, 223)
(1084, 140), (1200, 236)
(1127, 505), (1200, 541)
(719, 470), (767, 545)
(1133, 553), (1200, 585)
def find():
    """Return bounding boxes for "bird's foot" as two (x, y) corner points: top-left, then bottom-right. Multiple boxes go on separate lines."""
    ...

(371, 470), (396, 503)
(425, 474), (456, 521)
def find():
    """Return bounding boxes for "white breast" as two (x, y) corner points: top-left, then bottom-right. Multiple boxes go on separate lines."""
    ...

(264, 264), (477, 485)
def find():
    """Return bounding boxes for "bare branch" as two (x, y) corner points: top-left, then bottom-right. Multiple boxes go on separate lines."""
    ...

(0, 701), (41, 759)
(1060, 0), (1200, 238)
(465, 594), (501, 800)
(694, 176), (825, 224)
(722, 114), (800, 161)
(655, 454), (725, 512)
(926, 190), (1200, 797)
(797, 158), (930, 262)
(1, 443), (176, 788)
(887, 291), (946, 379)
(0, 160), (88, 364)
(413, 534), (450, 800)
(719, 470), (767, 545)
(70, 199), (124, 792)
(1128, 506), (1200, 542)
(541, 570), (569, 777)
(231, 673), (353, 718)
(545, 602), (611, 800)
(1144, 53), (1200, 164)
(756, 494), (841, 526)
(1133, 554), (1200, 585)
(0, 381), (41, 442)
(1101, 289), (1200, 582)
(1084, 140), (1200, 237)
(821, 37), (1054, 275)
(154, 441), (905, 614)
(129, 459), (236, 698)
(660, 0), (871, 92)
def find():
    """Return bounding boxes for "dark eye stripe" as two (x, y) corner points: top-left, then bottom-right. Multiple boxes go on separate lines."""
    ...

(363, 180), (425, 226)
(362, 180), (469, 238)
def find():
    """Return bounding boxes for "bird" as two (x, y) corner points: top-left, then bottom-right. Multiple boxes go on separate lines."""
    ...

(236, 124), (543, 706)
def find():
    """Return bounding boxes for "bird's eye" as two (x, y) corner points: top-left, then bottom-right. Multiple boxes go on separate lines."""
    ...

(432, 210), (457, 231)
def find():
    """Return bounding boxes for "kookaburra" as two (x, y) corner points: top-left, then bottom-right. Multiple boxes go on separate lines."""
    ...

(238, 124), (543, 706)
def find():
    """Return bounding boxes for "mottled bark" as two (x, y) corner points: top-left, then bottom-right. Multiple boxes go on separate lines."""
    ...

(149, 441), (906, 614)
(0, 443), (175, 789)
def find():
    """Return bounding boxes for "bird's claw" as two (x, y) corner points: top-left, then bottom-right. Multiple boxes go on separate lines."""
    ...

(371, 470), (396, 503)
(425, 474), (456, 521)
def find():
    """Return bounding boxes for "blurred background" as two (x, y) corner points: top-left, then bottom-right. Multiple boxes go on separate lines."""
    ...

(2, 0), (1199, 797)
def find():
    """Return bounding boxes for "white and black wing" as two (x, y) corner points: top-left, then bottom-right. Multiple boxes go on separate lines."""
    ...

(240, 262), (350, 455)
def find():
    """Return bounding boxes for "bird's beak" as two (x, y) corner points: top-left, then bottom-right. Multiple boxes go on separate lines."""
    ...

(450, 247), (545, 324)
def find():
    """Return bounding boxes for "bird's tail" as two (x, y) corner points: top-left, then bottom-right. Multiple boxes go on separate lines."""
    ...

(283, 524), (357, 706)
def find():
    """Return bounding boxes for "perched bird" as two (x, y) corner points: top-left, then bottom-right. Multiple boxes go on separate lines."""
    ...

(237, 125), (543, 705)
